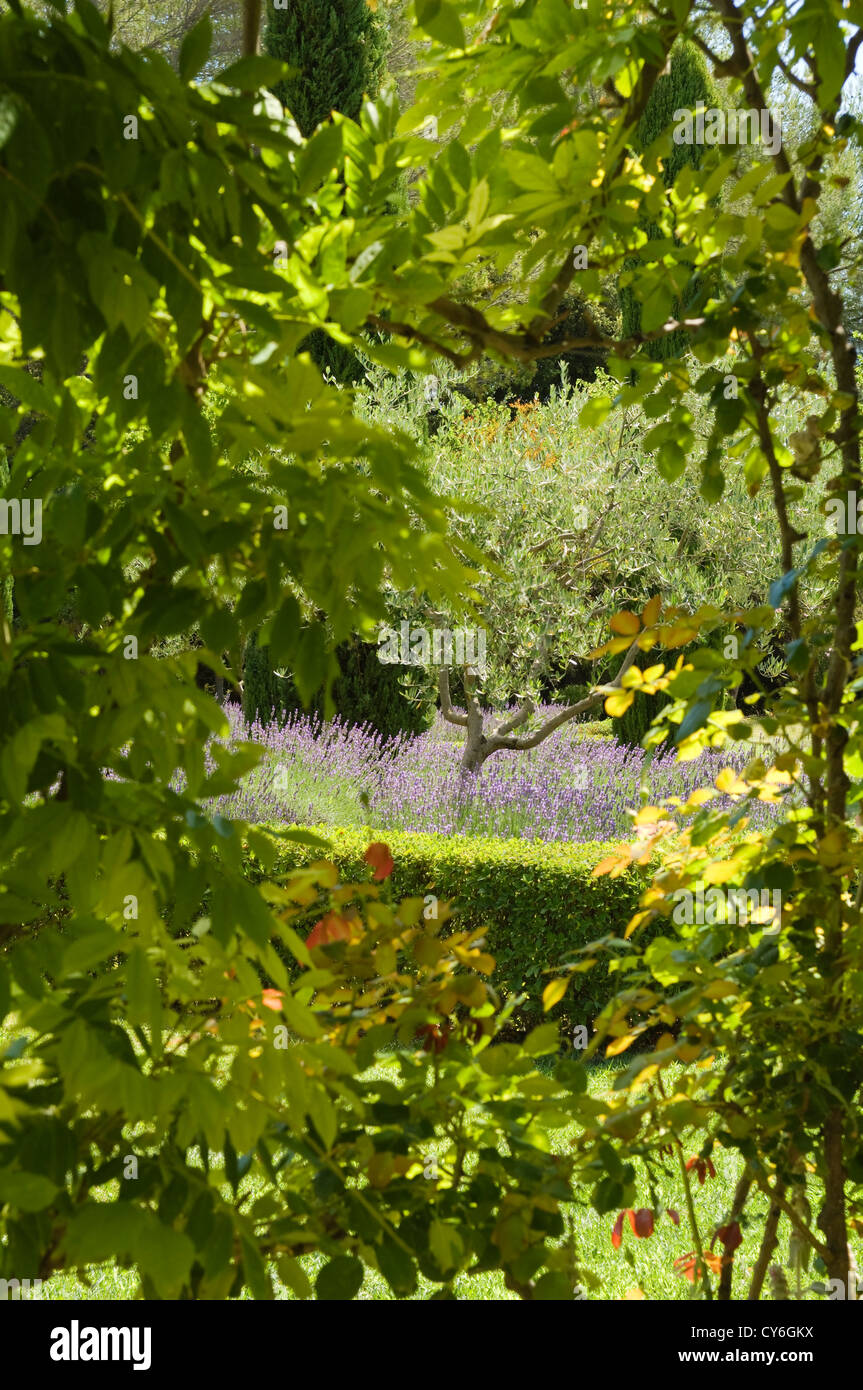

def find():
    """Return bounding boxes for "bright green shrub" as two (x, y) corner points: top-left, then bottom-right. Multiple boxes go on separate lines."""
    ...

(249, 825), (652, 1031)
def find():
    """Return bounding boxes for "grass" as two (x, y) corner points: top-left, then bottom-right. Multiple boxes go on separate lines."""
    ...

(13, 1046), (849, 1303)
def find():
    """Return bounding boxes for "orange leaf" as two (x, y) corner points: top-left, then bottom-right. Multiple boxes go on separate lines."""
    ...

(364, 841), (394, 881)
(641, 595), (662, 627)
(673, 1251), (722, 1283)
(260, 988), (283, 1013)
(610, 610), (641, 636)
(306, 912), (352, 948)
(612, 1211), (627, 1249)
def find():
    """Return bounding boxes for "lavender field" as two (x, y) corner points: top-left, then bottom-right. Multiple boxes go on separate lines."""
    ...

(198, 702), (772, 843)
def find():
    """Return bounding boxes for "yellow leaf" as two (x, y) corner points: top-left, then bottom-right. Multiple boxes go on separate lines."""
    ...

(368, 1153), (395, 1188)
(703, 980), (739, 998)
(634, 806), (668, 826)
(641, 595), (662, 627)
(610, 610), (641, 635)
(630, 1064), (659, 1087)
(542, 978), (569, 1011)
(624, 1287), (646, 1300)
(592, 851), (630, 877)
(819, 830), (846, 855)
(606, 1032), (637, 1057)
(703, 859), (739, 884)
(625, 910), (655, 939)
(659, 625), (697, 647)
(716, 767), (748, 795)
(642, 663), (665, 682)
(681, 787), (715, 811)
(605, 690), (634, 718)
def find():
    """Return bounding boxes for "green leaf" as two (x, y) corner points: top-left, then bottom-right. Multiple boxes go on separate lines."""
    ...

(675, 699), (713, 744)
(416, 0), (466, 49)
(316, 1254), (364, 1300)
(523, 1022), (559, 1056)
(0, 1169), (58, 1211)
(429, 1219), (463, 1273)
(179, 13), (212, 83)
(533, 1270), (572, 1299)
(218, 56), (291, 90)
(297, 122), (344, 196)
(0, 93), (19, 149)
(768, 568), (800, 609)
(278, 1255), (313, 1300)
(376, 1235), (417, 1295)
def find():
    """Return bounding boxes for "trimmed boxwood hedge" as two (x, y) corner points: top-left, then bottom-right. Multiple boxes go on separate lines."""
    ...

(247, 824), (653, 1034)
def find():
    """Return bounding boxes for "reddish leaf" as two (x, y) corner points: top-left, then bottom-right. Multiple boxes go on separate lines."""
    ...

(260, 988), (283, 1012)
(364, 841), (394, 881)
(686, 1155), (717, 1185)
(633, 1208), (655, 1238)
(417, 1023), (448, 1055)
(666, 1207), (680, 1225)
(674, 1251), (723, 1283)
(714, 1221), (742, 1254)
(612, 1211), (627, 1249)
(674, 1252), (698, 1283)
(306, 912), (352, 948)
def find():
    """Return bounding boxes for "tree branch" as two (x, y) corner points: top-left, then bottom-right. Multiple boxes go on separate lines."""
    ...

(438, 667), (468, 726)
(487, 637), (641, 753)
(243, 0), (261, 58)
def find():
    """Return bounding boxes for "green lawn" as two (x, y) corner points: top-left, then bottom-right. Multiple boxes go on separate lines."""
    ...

(15, 1048), (843, 1302)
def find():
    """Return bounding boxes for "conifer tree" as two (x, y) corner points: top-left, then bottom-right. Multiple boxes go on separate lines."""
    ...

(262, 0), (390, 139)
(620, 42), (717, 360)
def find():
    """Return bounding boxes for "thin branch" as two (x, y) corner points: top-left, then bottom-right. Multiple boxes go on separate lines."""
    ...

(775, 53), (818, 99)
(438, 667), (468, 726)
(487, 637), (641, 753)
(845, 30), (863, 86)
(368, 304), (708, 372)
(748, 1194), (782, 1300)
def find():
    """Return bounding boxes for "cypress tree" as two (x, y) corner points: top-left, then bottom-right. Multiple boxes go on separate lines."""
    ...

(262, 0), (390, 139)
(263, 0), (394, 383)
(620, 42), (717, 360)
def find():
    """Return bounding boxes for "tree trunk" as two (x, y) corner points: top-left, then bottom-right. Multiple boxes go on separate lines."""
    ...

(820, 1110), (851, 1287)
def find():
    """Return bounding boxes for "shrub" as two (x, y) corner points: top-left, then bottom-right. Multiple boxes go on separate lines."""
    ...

(260, 634), (432, 738)
(248, 825), (652, 1031)
(613, 664), (672, 749)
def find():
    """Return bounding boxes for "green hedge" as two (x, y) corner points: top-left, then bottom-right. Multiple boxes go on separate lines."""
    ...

(247, 824), (653, 1035)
